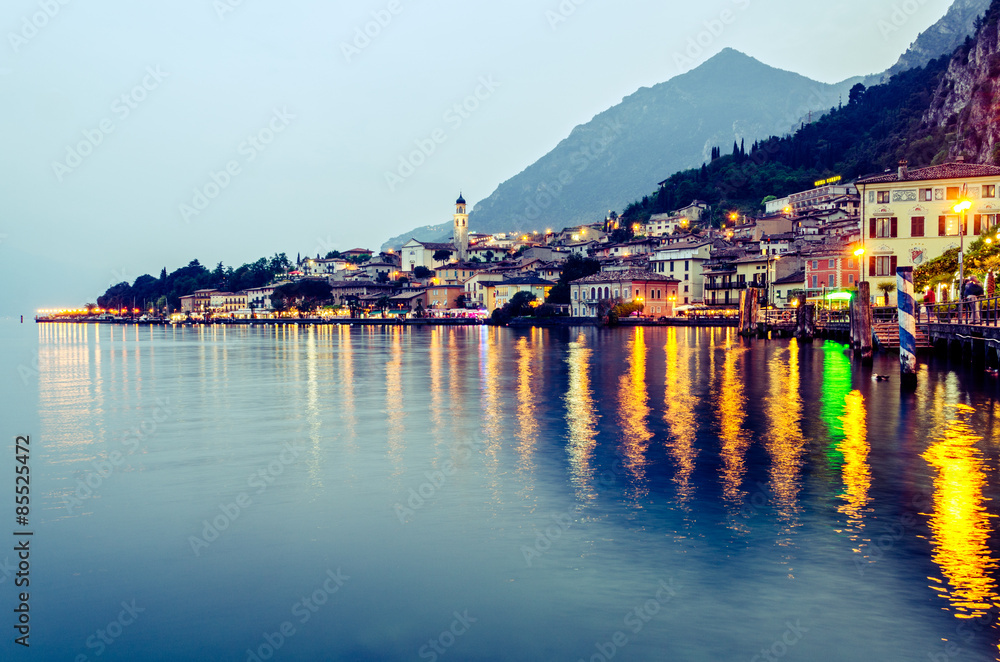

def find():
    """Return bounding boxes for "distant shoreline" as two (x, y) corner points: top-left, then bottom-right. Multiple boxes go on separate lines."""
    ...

(33, 316), (738, 328)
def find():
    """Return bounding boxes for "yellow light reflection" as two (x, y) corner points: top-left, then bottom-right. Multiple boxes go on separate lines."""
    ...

(922, 404), (1000, 619)
(664, 329), (697, 506)
(385, 328), (405, 477)
(515, 335), (539, 475)
(565, 334), (598, 501)
(618, 327), (651, 496)
(837, 390), (871, 548)
(717, 342), (750, 509)
(763, 341), (806, 533)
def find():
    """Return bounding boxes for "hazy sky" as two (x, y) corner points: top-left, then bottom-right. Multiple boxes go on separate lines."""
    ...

(0, 0), (955, 313)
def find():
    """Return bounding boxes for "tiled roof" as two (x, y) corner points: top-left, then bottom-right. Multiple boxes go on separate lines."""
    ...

(856, 162), (1000, 185)
(569, 269), (678, 284)
(773, 270), (805, 285)
(500, 277), (556, 286)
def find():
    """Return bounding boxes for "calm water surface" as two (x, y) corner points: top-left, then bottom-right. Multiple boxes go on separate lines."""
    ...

(3, 321), (1000, 661)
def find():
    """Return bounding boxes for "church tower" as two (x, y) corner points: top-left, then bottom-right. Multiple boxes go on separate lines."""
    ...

(453, 193), (469, 261)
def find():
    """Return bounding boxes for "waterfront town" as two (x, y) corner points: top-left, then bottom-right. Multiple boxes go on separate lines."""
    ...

(41, 160), (1000, 324)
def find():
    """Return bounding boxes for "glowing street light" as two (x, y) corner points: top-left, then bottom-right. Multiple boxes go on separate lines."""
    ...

(954, 194), (972, 286)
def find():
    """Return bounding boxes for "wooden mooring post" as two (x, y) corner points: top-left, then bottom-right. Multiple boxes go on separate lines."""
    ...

(897, 267), (918, 389)
(738, 288), (760, 337)
(854, 282), (874, 364)
(794, 293), (814, 341)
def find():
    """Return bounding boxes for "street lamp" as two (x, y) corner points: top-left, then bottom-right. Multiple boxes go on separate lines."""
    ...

(954, 197), (972, 288)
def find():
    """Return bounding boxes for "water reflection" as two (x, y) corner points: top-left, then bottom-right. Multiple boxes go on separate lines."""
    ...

(617, 328), (652, 498)
(716, 341), (750, 513)
(923, 404), (1000, 619)
(837, 390), (871, 551)
(565, 334), (598, 502)
(762, 340), (807, 536)
(385, 328), (405, 477)
(663, 329), (697, 506)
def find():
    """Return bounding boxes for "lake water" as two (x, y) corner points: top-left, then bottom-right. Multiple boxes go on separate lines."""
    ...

(3, 320), (1000, 661)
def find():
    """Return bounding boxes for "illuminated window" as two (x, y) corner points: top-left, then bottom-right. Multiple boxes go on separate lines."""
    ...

(919, 188), (933, 202)
(985, 185), (996, 198)
(876, 191), (890, 203)
(946, 186), (960, 200)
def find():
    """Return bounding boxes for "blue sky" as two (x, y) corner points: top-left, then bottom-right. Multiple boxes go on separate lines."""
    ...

(0, 0), (954, 313)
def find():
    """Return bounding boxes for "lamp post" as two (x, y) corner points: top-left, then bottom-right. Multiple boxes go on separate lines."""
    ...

(854, 247), (866, 303)
(954, 196), (971, 289)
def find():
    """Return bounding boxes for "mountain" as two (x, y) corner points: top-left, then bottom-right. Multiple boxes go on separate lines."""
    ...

(456, 49), (853, 237)
(619, 55), (954, 227)
(923, 0), (1000, 164)
(883, 0), (991, 79)
(381, 222), (453, 252)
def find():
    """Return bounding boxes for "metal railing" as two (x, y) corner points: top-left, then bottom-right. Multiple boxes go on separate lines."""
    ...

(817, 310), (849, 324)
(920, 295), (1000, 326)
(761, 309), (797, 325)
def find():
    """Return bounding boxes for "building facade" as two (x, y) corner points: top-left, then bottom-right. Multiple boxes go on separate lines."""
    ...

(569, 269), (679, 318)
(856, 161), (1000, 286)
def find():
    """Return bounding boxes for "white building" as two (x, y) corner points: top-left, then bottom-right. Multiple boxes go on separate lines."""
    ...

(649, 240), (713, 304)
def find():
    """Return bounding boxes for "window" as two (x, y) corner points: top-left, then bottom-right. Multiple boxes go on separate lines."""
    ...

(911, 216), (924, 237)
(670, 262), (675, 272)
(873, 217), (898, 238)
(811, 275), (818, 288)
(811, 260), (818, 269)
(984, 185), (996, 198)
(920, 188), (933, 202)
(684, 261), (689, 271)
(871, 255), (898, 276)
(684, 285), (689, 293)
(877, 191), (890, 203)
(828, 259), (835, 268)
(939, 215), (967, 236)
(847, 259), (854, 268)
(828, 274), (835, 287)
(848, 274), (855, 284)
(573, 291), (578, 300)
(947, 186), (960, 200)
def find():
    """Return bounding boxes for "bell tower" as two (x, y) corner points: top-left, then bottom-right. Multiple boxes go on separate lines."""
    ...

(453, 193), (469, 261)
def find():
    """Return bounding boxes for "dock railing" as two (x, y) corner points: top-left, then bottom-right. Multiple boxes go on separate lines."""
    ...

(920, 295), (1000, 326)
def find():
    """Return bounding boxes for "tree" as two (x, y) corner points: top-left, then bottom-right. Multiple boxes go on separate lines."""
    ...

(546, 253), (601, 304)
(324, 250), (341, 259)
(433, 249), (453, 262)
(849, 83), (866, 104)
(876, 280), (896, 306)
(413, 266), (433, 279)
(455, 294), (468, 309)
(484, 251), (495, 263)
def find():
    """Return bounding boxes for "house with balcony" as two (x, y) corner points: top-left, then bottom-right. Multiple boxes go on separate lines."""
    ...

(649, 239), (714, 304)
(856, 159), (1000, 286)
